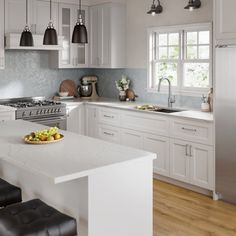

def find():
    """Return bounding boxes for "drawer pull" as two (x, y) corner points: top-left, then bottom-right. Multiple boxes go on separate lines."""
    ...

(103, 131), (114, 136)
(147, 137), (159, 142)
(182, 127), (197, 132)
(104, 115), (114, 119)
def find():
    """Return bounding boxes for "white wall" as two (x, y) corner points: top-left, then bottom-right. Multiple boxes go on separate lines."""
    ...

(126, 0), (213, 68)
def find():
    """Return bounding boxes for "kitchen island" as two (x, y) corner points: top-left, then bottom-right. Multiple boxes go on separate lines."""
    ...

(0, 120), (156, 236)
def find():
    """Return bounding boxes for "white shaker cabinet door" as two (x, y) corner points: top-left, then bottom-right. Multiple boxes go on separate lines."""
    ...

(33, 0), (59, 35)
(190, 143), (214, 190)
(170, 139), (190, 183)
(85, 106), (98, 138)
(120, 129), (143, 149)
(67, 104), (85, 135)
(5, 0), (33, 33)
(143, 134), (170, 177)
(215, 0), (236, 44)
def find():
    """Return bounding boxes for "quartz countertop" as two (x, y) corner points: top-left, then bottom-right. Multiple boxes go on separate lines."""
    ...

(0, 120), (156, 184)
(60, 97), (214, 122)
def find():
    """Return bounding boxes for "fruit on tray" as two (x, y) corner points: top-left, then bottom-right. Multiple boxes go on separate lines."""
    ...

(24, 127), (62, 142)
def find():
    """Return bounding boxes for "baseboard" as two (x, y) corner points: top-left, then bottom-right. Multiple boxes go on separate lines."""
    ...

(153, 173), (213, 197)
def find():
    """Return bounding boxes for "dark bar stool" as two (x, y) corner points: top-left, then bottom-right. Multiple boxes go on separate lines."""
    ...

(0, 178), (22, 207)
(0, 199), (77, 236)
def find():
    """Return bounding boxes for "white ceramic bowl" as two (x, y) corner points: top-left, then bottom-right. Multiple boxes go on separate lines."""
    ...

(59, 92), (69, 97)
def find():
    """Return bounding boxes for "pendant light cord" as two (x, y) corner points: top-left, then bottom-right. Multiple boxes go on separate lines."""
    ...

(26, 0), (28, 25)
(50, 0), (52, 21)
(79, 0), (82, 17)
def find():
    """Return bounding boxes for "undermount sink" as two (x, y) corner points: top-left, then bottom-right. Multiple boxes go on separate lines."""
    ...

(153, 108), (183, 113)
(135, 105), (184, 113)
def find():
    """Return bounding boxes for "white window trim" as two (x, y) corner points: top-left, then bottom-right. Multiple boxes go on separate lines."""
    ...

(147, 22), (213, 96)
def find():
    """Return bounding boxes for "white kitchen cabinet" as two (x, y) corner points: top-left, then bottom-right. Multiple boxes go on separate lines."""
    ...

(190, 143), (214, 190)
(67, 104), (85, 135)
(170, 139), (214, 190)
(85, 106), (97, 138)
(0, 111), (15, 121)
(170, 139), (190, 184)
(89, 3), (126, 68)
(5, 0), (34, 33)
(214, 0), (236, 45)
(98, 124), (120, 143)
(0, 0), (4, 69)
(33, 0), (59, 35)
(143, 134), (170, 177)
(50, 3), (88, 68)
(120, 129), (143, 149)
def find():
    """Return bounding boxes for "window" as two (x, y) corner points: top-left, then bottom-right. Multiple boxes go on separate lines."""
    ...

(148, 23), (212, 94)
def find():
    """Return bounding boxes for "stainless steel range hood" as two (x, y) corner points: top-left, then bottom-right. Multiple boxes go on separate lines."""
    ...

(5, 33), (63, 51)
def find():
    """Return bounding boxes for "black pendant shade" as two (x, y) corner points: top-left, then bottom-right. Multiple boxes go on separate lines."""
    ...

(43, 0), (58, 45)
(72, 23), (88, 44)
(20, 0), (33, 46)
(20, 27), (34, 47)
(43, 24), (58, 45)
(184, 0), (201, 11)
(147, 0), (163, 15)
(72, 0), (88, 44)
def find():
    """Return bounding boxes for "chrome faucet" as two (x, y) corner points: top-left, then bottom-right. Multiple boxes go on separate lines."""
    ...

(157, 78), (176, 108)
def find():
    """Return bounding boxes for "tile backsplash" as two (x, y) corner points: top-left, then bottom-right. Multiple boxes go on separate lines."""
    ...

(0, 51), (202, 109)
(0, 51), (89, 99)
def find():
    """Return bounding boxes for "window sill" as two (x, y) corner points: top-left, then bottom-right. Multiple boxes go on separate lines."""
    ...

(146, 87), (209, 97)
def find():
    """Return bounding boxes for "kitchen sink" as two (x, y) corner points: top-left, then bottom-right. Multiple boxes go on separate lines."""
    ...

(135, 105), (183, 113)
(153, 108), (183, 113)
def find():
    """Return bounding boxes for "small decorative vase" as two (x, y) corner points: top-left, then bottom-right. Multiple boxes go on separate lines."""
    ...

(119, 90), (126, 101)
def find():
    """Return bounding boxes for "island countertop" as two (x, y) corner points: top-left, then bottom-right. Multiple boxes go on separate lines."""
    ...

(0, 120), (156, 184)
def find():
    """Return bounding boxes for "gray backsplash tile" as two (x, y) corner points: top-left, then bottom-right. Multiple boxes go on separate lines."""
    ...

(0, 52), (202, 109)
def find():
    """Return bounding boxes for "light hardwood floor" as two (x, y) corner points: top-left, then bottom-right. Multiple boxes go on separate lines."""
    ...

(153, 179), (236, 236)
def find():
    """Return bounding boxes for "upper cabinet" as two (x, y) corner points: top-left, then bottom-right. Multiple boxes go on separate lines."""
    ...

(5, 0), (34, 34)
(214, 0), (236, 45)
(0, 0), (4, 69)
(50, 3), (89, 68)
(89, 3), (126, 68)
(33, 0), (59, 35)
(5, 0), (58, 34)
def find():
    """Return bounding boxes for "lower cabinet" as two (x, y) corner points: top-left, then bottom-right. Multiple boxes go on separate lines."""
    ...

(120, 129), (143, 149)
(0, 111), (15, 121)
(143, 134), (170, 177)
(98, 124), (120, 143)
(85, 106), (98, 138)
(66, 104), (85, 135)
(170, 139), (214, 190)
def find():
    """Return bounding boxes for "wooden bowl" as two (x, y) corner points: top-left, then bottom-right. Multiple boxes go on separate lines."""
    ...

(23, 135), (64, 145)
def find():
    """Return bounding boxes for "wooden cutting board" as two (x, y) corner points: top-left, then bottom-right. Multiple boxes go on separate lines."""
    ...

(59, 80), (79, 97)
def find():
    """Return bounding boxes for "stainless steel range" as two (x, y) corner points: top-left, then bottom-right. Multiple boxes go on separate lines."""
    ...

(0, 97), (67, 130)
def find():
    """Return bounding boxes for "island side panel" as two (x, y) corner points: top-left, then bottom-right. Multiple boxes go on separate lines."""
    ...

(88, 158), (153, 236)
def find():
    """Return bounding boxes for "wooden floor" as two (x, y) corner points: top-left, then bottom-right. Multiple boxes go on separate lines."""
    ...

(153, 179), (236, 236)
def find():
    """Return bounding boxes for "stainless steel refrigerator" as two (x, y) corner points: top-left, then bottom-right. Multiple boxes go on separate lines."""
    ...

(215, 47), (236, 204)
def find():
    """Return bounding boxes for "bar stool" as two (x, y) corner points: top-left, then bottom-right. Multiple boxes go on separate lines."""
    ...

(0, 178), (22, 207)
(0, 199), (77, 236)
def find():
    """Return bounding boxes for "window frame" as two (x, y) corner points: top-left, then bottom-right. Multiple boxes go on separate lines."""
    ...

(147, 23), (213, 96)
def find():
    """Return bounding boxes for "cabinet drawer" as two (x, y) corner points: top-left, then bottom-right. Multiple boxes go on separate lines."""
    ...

(121, 111), (169, 136)
(170, 119), (213, 145)
(98, 107), (120, 126)
(98, 124), (120, 144)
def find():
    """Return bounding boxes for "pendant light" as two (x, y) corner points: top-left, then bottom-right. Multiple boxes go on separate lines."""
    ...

(72, 0), (88, 44)
(184, 0), (201, 11)
(20, 0), (33, 46)
(147, 0), (163, 16)
(43, 0), (58, 45)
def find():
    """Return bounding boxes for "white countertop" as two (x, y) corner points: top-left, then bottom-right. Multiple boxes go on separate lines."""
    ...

(61, 97), (214, 122)
(0, 120), (156, 184)
(0, 105), (16, 112)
